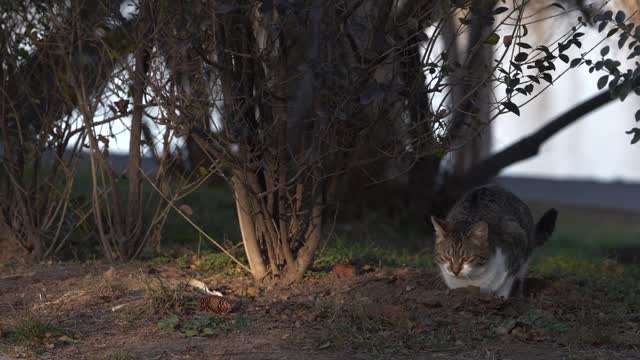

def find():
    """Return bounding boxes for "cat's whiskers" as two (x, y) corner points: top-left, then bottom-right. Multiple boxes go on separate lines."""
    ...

(465, 267), (483, 281)
(422, 270), (446, 289)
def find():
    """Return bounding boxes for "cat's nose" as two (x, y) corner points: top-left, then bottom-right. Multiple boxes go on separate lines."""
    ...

(450, 263), (461, 276)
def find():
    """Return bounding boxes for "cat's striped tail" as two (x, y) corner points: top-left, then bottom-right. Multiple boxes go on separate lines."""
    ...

(535, 208), (558, 246)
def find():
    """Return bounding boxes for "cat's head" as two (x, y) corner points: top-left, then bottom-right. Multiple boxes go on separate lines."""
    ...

(430, 216), (491, 278)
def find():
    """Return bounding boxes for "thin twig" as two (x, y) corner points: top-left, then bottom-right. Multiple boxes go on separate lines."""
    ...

(138, 168), (252, 274)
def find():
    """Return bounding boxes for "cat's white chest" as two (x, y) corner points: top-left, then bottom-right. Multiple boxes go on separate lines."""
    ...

(440, 247), (514, 298)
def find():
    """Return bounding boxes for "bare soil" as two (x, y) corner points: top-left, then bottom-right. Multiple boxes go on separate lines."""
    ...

(0, 260), (639, 360)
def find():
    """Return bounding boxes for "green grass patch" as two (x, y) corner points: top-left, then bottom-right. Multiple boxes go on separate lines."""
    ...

(529, 202), (640, 259)
(7, 315), (56, 345)
(157, 313), (249, 337)
(0, 314), (72, 355)
(314, 235), (434, 269)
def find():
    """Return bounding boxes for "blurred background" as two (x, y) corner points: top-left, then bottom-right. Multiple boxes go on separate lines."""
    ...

(1, 0), (639, 274)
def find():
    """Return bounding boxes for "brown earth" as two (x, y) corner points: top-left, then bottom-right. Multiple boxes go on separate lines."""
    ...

(0, 260), (639, 360)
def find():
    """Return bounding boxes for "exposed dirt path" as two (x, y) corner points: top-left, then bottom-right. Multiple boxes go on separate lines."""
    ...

(1, 262), (639, 359)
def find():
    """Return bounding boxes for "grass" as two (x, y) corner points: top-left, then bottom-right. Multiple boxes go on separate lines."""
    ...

(61, 167), (241, 261)
(157, 313), (250, 337)
(66, 162), (640, 267)
(315, 302), (416, 354)
(529, 202), (640, 259)
(0, 314), (70, 355)
(141, 275), (193, 315)
(313, 235), (434, 270)
(105, 352), (139, 360)
(7, 315), (56, 345)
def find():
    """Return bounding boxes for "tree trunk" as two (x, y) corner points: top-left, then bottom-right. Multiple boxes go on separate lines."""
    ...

(231, 173), (269, 281)
(123, 44), (147, 260)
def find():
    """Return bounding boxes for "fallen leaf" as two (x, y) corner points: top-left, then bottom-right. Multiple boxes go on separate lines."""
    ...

(317, 341), (331, 349)
(58, 335), (73, 343)
(332, 264), (355, 276)
(244, 286), (260, 297)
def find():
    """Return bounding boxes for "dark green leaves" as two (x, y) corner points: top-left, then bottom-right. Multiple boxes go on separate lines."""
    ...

(597, 75), (609, 90)
(502, 101), (520, 116)
(635, 110), (640, 122)
(514, 52), (529, 63)
(601, 46), (610, 57)
(570, 58), (581, 68)
(158, 314), (180, 331)
(485, 33), (500, 45)
(626, 128), (640, 144)
(559, 54), (569, 63)
(493, 7), (509, 15)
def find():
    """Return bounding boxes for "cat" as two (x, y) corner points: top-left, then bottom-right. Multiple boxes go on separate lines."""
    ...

(431, 184), (557, 299)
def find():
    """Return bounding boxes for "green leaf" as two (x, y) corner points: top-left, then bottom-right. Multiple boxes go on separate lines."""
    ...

(524, 84), (534, 94)
(607, 28), (619, 38)
(619, 34), (629, 49)
(514, 52), (528, 63)
(597, 75), (609, 90)
(570, 58), (581, 68)
(182, 329), (199, 337)
(598, 22), (607, 33)
(601, 46), (610, 57)
(201, 328), (216, 336)
(615, 10), (626, 23)
(485, 33), (500, 45)
(158, 314), (180, 331)
(502, 101), (520, 116)
(635, 110), (640, 122)
(626, 128), (640, 144)
(550, 3), (566, 11)
(493, 7), (509, 15)
(559, 54), (569, 63)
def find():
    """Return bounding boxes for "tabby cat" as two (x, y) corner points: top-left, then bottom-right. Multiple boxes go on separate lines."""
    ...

(431, 185), (557, 299)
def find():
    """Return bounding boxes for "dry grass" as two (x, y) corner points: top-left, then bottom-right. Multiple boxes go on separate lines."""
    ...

(139, 274), (195, 315)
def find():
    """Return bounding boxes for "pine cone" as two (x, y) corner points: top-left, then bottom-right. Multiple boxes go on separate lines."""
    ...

(199, 295), (233, 314)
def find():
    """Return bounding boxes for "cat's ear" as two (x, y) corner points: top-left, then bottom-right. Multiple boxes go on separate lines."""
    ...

(467, 221), (488, 246)
(430, 216), (449, 242)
